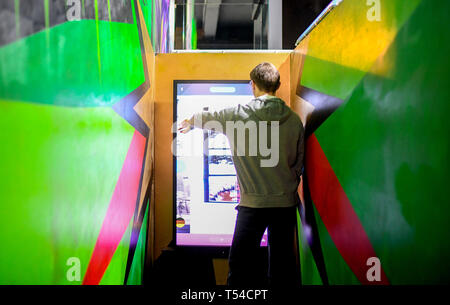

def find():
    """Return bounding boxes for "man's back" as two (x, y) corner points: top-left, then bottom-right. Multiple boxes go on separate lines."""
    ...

(230, 95), (304, 208)
(191, 95), (304, 208)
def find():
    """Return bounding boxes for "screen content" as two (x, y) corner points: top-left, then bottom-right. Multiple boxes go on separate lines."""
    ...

(174, 82), (268, 247)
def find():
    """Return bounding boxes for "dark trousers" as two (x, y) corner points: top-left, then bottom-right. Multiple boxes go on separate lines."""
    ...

(227, 205), (299, 287)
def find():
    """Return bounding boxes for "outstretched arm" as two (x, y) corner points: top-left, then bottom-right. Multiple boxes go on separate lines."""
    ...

(178, 118), (194, 134)
(178, 106), (243, 134)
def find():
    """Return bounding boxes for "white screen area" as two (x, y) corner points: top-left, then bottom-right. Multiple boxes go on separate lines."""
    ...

(174, 82), (268, 247)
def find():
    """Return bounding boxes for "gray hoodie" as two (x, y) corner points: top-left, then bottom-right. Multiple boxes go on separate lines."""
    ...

(190, 95), (304, 208)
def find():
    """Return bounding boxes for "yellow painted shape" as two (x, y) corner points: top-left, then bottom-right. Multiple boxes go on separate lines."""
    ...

(298, 1), (403, 74)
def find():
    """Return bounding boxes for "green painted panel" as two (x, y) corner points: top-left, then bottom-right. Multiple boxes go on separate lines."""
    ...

(0, 19), (144, 107)
(139, 0), (152, 42)
(301, 57), (365, 100)
(315, 0), (450, 284)
(127, 202), (149, 285)
(100, 218), (133, 285)
(297, 210), (322, 285)
(313, 205), (360, 285)
(0, 100), (134, 284)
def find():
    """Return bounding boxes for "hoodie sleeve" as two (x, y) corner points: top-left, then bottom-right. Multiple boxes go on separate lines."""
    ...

(292, 128), (305, 180)
(189, 105), (244, 131)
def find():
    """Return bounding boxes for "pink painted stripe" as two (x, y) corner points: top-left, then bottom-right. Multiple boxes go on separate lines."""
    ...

(83, 130), (146, 285)
(306, 134), (389, 285)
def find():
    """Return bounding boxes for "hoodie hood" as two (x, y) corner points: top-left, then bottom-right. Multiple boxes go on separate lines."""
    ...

(250, 95), (292, 124)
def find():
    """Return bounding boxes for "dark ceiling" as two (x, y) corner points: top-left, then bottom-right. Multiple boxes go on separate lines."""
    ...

(175, 0), (331, 50)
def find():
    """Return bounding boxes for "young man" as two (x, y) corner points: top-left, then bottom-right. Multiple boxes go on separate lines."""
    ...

(179, 62), (304, 287)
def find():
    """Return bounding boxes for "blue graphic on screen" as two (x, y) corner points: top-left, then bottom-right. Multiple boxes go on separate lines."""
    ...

(174, 81), (268, 247)
(204, 131), (240, 203)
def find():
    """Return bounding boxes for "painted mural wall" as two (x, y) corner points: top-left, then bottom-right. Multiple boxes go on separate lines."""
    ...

(292, 0), (450, 284)
(1, 0), (448, 287)
(0, 0), (169, 285)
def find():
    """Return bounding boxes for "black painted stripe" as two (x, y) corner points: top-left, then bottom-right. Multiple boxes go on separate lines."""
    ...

(112, 82), (150, 138)
(298, 86), (344, 139)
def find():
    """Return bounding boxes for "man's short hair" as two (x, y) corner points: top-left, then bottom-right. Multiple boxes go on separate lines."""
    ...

(250, 62), (281, 93)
